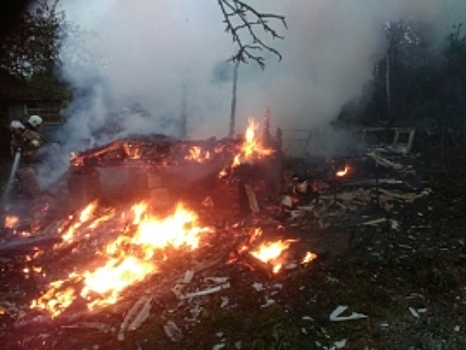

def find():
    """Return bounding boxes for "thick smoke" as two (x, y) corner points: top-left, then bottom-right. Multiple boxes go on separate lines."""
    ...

(38, 0), (466, 185)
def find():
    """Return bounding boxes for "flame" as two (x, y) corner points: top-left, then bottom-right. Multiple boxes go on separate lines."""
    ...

(336, 165), (349, 177)
(131, 203), (211, 253)
(123, 142), (142, 159)
(232, 154), (242, 168)
(301, 251), (318, 264)
(218, 167), (229, 179)
(4, 215), (19, 228)
(235, 119), (274, 166)
(250, 238), (295, 273)
(249, 227), (263, 243)
(217, 118), (275, 178)
(70, 152), (87, 167)
(31, 202), (213, 317)
(272, 263), (282, 274)
(60, 201), (99, 243)
(81, 257), (156, 309)
(185, 146), (211, 163)
(30, 277), (81, 317)
(131, 202), (148, 225)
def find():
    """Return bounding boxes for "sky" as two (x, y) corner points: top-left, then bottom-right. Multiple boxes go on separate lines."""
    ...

(36, 0), (466, 185)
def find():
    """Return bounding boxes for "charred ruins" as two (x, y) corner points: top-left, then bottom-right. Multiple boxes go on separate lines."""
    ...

(0, 113), (454, 349)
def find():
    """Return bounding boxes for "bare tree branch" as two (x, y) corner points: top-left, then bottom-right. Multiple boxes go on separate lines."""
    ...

(218, 0), (287, 69)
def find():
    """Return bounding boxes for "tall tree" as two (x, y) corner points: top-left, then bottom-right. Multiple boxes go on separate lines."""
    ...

(338, 20), (466, 148)
(383, 20), (425, 125)
(0, 0), (65, 92)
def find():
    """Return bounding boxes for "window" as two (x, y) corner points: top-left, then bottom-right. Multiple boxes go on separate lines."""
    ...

(26, 100), (63, 124)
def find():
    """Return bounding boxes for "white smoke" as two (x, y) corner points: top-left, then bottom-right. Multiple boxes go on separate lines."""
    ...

(37, 0), (466, 186)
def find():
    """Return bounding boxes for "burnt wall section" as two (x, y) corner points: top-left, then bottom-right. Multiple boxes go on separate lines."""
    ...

(67, 167), (101, 209)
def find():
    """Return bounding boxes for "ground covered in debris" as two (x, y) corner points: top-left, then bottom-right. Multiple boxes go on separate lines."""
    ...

(1, 150), (466, 350)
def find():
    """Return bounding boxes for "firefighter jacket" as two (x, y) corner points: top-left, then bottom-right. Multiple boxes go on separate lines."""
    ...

(10, 129), (46, 163)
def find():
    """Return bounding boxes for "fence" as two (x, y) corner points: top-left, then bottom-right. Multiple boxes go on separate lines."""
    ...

(281, 129), (312, 158)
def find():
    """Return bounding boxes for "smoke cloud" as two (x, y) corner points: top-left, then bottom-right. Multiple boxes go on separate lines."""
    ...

(38, 0), (466, 185)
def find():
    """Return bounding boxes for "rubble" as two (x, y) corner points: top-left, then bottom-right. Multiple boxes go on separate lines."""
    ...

(329, 305), (368, 322)
(2, 117), (456, 349)
(163, 320), (183, 342)
(118, 295), (152, 340)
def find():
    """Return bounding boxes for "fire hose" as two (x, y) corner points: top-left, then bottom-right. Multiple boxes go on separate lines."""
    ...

(1, 148), (22, 205)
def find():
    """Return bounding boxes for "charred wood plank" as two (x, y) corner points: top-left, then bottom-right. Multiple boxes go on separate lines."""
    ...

(0, 236), (61, 256)
(239, 251), (274, 279)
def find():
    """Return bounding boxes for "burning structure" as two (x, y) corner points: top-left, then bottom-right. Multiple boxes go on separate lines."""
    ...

(0, 116), (322, 338)
(0, 111), (431, 348)
(66, 118), (280, 214)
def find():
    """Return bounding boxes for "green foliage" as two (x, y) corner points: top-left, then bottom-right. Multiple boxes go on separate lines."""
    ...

(0, 0), (68, 94)
(0, 1), (60, 76)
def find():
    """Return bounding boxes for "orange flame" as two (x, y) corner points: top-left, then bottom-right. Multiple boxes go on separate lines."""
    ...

(123, 142), (142, 159)
(336, 165), (349, 177)
(30, 277), (80, 317)
(31, 202), (213, 317)
(218, 118), (275, 178)
(60, 201), (99, 243)
(185, 146), (211, 163)
(4, 215), (19, 228)
(250, 238), (295, 274)
(81, 257), (156, 309)
(236, 119), (274, 166)
(301, 251), (318, 264)
(218, 166), (229, 179)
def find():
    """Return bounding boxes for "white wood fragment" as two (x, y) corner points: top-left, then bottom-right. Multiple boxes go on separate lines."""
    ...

(408, 307), (420, 318)
(118, 295), (152, 341)
(164, 320), (183, 342)
(128, 297), (152, 331)
(184, 282), (230, 299)
(182, 270), (194, 283)
(329, 305), (368, 321)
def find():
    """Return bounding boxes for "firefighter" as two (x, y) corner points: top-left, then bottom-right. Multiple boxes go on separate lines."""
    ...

(9, 115), (47, 197)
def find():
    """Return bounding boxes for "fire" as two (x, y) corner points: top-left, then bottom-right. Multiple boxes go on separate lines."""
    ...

(250, 239), (295, 274)
(250, 227), (263, 242)
(218, 167), (229, 179)
(70, 151), (93, 167)
(79, 201), (98, 221)
(4, 215), (19, 228)
(60, 201), (99, 243)
(216, 118), (275, 178)
(185, 146), (211, 163)
(132, 203), (210, 252)
(233, 119), (275, 167)
(31, 202), (213, 317)
(301, 251), (318, 264)
(81, 257), (156, 309)
(131, 202), (148, 225)
(123, 142), (142, 159)
(30, 278), (80, 317)
(336, 165), (350, 177)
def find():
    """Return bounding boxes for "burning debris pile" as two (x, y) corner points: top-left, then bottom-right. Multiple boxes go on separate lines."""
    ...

(0, 117), (432, 348)
(0, 118), (322, 348)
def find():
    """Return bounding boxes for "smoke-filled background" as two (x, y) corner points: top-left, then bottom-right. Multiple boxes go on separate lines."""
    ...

(38, 0), (466, 186)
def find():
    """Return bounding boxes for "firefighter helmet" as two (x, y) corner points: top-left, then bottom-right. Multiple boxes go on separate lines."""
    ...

(28, 115), (43, 128)
(10, 120), (25, 130)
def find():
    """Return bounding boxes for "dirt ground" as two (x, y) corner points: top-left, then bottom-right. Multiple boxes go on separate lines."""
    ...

(0, 149), (465, 350)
